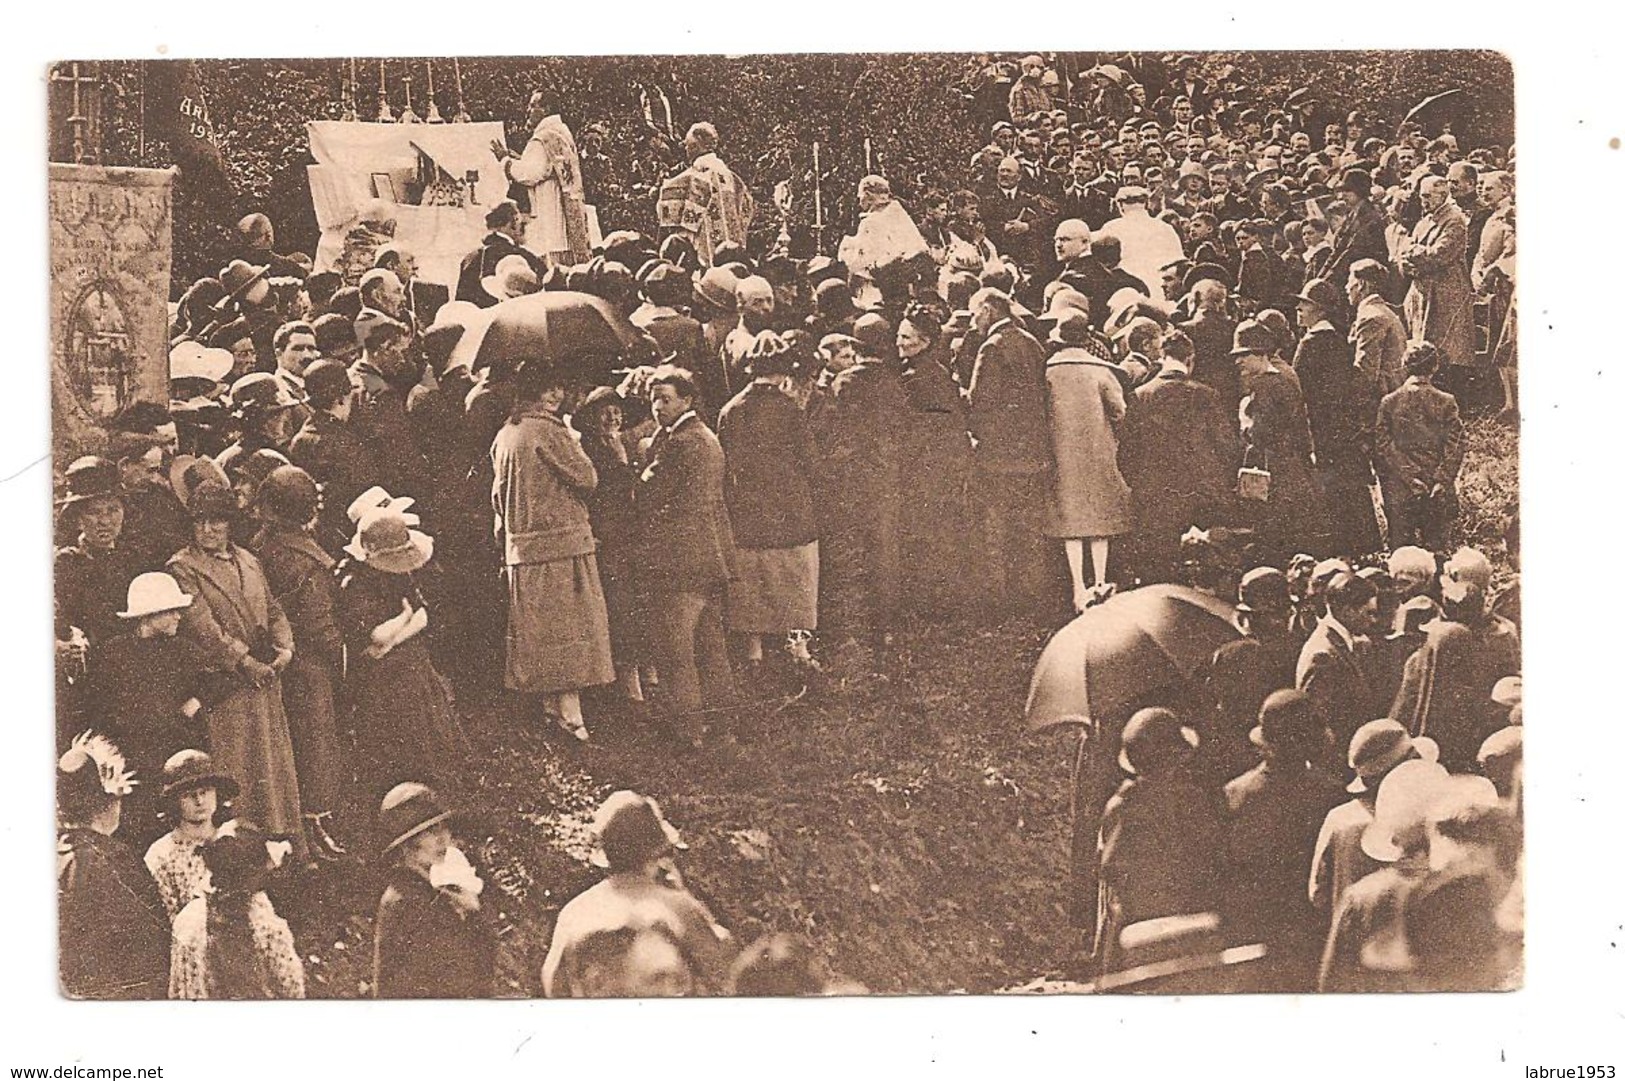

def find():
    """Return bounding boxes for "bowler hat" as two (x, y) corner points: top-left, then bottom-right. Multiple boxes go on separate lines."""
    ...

(379, 781), (454, 853)
(1346, 719), (1440, 795)
(1250, 688), (1325, 755)
(117, 571), (193, 620)
(301, 359), (356, 409)
(1295, 277), (1342, 313)
(160, 748), (239, 800)
(1182, 262), (1232, 294)
(590, 790), (686, 871)
(693, 266), (740, 311)
(1229, 319), (1276, 358)
(56, 456), (122, 509)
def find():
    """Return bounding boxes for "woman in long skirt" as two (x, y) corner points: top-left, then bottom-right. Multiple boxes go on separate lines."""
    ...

(167, 483), (306, 861)
(491, 363), (616, 741)
(337, 508), (462, 803)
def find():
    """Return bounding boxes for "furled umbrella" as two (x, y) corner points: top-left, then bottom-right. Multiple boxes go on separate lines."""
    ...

(1025, 584), (1243, 731)
(473, 290), (658, 383)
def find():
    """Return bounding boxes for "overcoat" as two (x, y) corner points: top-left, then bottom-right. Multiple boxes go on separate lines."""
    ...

(1043, 349), (1132, 539)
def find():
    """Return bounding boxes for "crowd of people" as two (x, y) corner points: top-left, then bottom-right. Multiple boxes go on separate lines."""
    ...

(55, 52), (1519, 997)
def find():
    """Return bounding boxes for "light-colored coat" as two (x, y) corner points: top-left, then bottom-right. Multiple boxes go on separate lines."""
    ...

(1401, 200), (1476, 368)
(1043, 350), (1132, 538)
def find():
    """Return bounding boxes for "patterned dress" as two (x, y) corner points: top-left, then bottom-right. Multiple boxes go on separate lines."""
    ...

(169, 891), (306, 1000)
(144, 830), (212, 922)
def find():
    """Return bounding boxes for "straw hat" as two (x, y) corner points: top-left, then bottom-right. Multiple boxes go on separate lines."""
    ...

(346, 486), (418, 527)
(1345, 719), (1440, 795)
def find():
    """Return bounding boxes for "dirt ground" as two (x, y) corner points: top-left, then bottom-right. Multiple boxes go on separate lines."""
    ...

(276, 416), (1518, 999)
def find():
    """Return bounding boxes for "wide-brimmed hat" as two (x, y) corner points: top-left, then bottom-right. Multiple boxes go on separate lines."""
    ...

(160, 748), (239, 800)
(1236, 566), (1290, 615)
(257, 464), (320, 527)
(169, 454), (231, 509)
(228, 371), (303, 419)
(219, 259), (269, 300)
(1441, 547), (1493, 604)
(346, 485), (418, 526)
(169, 340), (234, 384)
(589, 790), (687, 871)
(379, 781), (454, 853)
(118, 571), (193, 620)
(1337, 167), (1373, 197)
(483, 254), (541, 301)
(1346, 719), (1440, 794)
(1037, 286), (1090, 327)
(693, 266), (740, 311)
(345, 510), (433, 573)
(56, 456), (122, 509)
(1491, 676), (1523, 708)
(1360, 759), (1452, 862)
(1118, 707), (1199, 775)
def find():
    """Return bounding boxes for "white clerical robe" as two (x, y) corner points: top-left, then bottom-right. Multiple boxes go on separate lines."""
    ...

(505, 114), (591, 263)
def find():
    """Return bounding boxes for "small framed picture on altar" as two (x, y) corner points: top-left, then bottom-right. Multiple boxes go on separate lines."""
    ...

(370, 172), (397, 202)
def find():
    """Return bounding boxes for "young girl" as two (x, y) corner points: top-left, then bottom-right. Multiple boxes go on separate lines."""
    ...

(144, 749), (239, 922)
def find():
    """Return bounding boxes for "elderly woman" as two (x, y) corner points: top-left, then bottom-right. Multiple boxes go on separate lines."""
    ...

(1043, 313), (1133, 612)
(895, 306), (970, 613)
(491, 362), (616, 741)
(167, 483), (306, 861)
(337, 507), (461, 800)
(716, 332), (820, 672)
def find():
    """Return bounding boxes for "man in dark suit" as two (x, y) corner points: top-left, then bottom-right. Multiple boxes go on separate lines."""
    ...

(966, 288), (1051, 615)
(1178, 278), (1240, 410)
(1322, 169), (1389, 290)
(1293, 278), (1381, 556)
(1235, 219), (1285, 316)
(456, 200), (548, 308)
(1117, 331), (1238, 581)
(978, 156), (1050, 279)
(374, 243), (450, 329)
(1051, 219), (1114, 330)
(638, 366), (737, 749)
(1294, 571), (1384, 761)
(1057, 154), (1117, 231)
(1374, 342), (1465, 550)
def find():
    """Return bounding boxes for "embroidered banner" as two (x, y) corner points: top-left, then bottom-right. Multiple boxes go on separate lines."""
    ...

(48, 163), (176, 457)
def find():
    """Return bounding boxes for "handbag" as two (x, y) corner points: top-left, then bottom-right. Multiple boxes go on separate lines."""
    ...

(1237, 445), (1272, 504)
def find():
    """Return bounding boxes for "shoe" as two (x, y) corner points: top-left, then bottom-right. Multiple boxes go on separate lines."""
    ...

(547, 711), (590, 743)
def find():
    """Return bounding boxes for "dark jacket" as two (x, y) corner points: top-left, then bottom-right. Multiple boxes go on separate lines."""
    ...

(809, 360), (909, 520)
(717, 381), (819, 549)
(58, 827), (171, 999)
(636, 414), (735, 593)
(1119, 368), (1238, 551)
(1295, 619), (1384, 753)
(1293, 323), (1374, 467)
(1180, 308), (1241, 409)
(54, 543), (140, 646)
(372, 866), (495, 999)
(1323, 198), (1389, 286)
(254, 524), (343, 672)
(288, 409), (386, 551)
(967, 320), (1050, 475)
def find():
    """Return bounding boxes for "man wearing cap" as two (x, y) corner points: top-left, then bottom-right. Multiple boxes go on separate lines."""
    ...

(1311, 720), (1441, 921)
(1346, 258), (1409, 394)
(965, 288), (1051, 615)
(1096, 186), (1185, 305)
(1222, 689), (1346, 989)
(543, 790), (735, 997)
(1293, 276), (1382, 555)
(656, 122), (754, 267)
(1323, 168), (1389, 288)
(456, 200), (547, 308)
(1118, 333), (1237, 583)
(1375, 341), (1465, 549)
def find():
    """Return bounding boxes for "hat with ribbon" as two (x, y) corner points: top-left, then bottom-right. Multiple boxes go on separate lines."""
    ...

(160, 748), (239, 801)
(482, 254), (541, 302)
(1346, 719), (1440, 795)
(378, 781), (454, 854)
(345, 510), (433, 574)
(219, 259), (269, 300)
(1118, 707), (1199, 776)
(56, 456), (122, 509)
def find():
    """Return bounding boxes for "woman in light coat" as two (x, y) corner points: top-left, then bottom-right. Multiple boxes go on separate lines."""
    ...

(1043, 313), (1133, 612)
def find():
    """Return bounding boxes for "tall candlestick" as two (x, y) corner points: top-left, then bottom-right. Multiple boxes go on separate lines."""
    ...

(377, 59), (394, 122)
(425, 59), (444, 123)
(451, 57), (470, 123)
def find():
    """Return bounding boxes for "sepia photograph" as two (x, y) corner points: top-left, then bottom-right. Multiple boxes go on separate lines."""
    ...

(44, 47), (1527, 1004)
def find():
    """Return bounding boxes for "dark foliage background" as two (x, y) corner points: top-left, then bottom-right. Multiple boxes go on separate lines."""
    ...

(84, 51), (1511, 291)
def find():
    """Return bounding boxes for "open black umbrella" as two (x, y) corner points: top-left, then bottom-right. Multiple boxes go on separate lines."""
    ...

(473, 290), (657, 383)
(1025, 584), (1243, 731)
